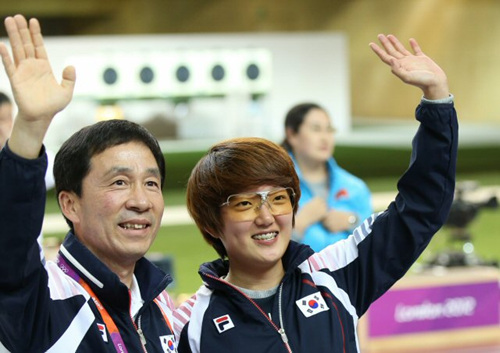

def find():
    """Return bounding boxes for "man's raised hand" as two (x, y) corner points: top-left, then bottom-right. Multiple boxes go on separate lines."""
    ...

(0, 15), (75, 158)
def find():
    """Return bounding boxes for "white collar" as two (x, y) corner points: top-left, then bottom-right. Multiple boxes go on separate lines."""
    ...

(129, 275), (144, 319)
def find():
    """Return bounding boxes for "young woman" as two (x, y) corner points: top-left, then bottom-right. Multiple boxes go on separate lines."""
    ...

(173, 34), (458, 353)
(282, 102), (373, 251)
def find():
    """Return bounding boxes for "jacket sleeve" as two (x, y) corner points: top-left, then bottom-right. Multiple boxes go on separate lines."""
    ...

(309, 102), (458, 317)
(0, 144), (51, 350)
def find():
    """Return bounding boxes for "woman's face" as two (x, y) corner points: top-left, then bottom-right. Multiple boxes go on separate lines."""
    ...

(218, 185), (294, 277)
(288, 108), (335, 163)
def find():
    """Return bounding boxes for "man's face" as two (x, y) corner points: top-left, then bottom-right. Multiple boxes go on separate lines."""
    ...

(64, 141), (164, 269)
(0, 103), (13, 147)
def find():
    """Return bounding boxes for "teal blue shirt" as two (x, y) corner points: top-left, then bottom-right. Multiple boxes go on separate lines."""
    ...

(290, 153), (373, 251)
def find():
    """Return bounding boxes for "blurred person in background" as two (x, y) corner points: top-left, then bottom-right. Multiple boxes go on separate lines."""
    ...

(0, 92), (14, 149)
(0, 15), (178, 352)
(0, 90), (55, 259)
(0, 92), (55, 188)
(282, 102), (373, 251)
(173, 34), (458, 352)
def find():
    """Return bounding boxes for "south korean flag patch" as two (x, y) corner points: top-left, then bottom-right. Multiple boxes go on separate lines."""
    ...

(296, 292), (329, 318)
(159, 335), (177, 353)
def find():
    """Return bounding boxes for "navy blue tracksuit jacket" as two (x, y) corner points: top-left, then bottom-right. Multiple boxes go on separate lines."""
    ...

(174, 101), (458, 353)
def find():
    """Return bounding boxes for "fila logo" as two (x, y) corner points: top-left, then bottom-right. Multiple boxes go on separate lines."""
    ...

(296, 292), (330, 318)
(159, 335), (177, 353)
(213, 314), (235, 333)
(97, 323), (108, 343)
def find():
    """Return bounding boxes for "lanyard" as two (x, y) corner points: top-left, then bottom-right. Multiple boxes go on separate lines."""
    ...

(57, 255), (129, 352)
(56, 255), (174, 352)
(79, 279), (129, 353)
(154, 298), (174, 333)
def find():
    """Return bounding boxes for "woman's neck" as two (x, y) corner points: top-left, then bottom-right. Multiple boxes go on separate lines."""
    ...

(295, 155), (328, 183)
(225, 261), (285, 291)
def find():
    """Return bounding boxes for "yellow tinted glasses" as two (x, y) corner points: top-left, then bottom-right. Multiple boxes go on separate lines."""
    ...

(220, 187), (295, 222)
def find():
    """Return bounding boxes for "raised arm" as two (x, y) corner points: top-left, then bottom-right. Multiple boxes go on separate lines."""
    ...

(369, 34), (449, 100)
(0, 15), (75, 158)
(309, 35), (457, 317)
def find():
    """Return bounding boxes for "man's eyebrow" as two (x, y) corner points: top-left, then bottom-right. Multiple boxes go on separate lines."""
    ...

(145, 167), (162, 178)
(102, 166), (161, 178)
(102, 166), (132, 177)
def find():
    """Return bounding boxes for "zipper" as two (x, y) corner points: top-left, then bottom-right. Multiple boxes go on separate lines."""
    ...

(277, 283), (291, 352)
(130, 286), (147, 353)
(136, 315), (148, 352)
(205, 273), (293, 353)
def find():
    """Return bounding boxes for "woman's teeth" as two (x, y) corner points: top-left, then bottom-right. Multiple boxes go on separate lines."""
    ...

(252, 232), (277, 241)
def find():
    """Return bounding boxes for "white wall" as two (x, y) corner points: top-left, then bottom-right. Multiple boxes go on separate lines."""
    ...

(0, 32), (349, 152)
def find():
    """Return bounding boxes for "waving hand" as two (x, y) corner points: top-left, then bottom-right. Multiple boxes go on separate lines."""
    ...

(0, 15), (75, 158)
(369, 34), (449, 100)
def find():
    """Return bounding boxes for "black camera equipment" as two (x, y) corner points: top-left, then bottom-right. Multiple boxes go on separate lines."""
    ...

(427, 181), (498, 267)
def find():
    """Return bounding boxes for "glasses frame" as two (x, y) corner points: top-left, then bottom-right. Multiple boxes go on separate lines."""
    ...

(220, 187), (296, 213)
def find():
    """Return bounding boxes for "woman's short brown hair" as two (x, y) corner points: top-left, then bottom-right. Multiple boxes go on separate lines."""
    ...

(186, 137), (301, 258)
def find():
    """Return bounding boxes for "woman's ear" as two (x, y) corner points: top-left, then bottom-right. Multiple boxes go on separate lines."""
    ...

(285, 127), (297, 147)
(58, 191), (81, 225)
(205, 227), (220, 239)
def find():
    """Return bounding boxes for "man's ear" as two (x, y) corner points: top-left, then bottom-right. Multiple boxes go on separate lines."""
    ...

(58, 191), (81, 225)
